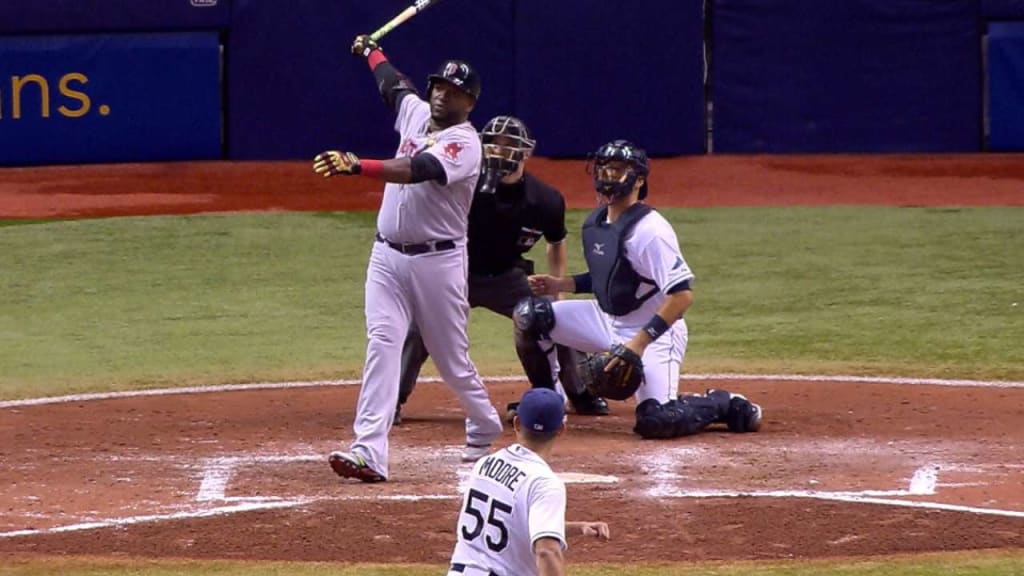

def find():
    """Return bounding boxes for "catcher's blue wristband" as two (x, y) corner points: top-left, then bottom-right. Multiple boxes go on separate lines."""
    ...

(642, 315), (670, 340)
(572, 273), (593, 293)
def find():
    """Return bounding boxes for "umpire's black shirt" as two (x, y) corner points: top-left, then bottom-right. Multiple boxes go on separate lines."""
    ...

(467, 172), (567, 276)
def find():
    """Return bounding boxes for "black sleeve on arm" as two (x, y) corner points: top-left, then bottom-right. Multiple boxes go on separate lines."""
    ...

(371, 61), (418, 112)
(410, 153), (448, 184)
(666, 279), (692, 294)
(545, 191), (568, 244)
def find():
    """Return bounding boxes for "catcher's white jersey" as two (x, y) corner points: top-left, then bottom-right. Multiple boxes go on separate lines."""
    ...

(548, 209), (694, 403)
(378, 96), (482, 243)
(448, 444), (567, 576)
(611, 209), (694, 329)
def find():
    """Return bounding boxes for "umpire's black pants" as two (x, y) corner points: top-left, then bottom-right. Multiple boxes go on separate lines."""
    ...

(398, 265), (584, 405)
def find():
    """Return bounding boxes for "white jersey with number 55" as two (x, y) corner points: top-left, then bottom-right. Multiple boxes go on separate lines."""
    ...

(448, 444), (567, 576)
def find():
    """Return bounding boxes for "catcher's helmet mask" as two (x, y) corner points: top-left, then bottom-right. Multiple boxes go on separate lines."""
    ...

(586, 139), (650, 201)
(479, 116), (536, 194)
(427, 59), (481, 101)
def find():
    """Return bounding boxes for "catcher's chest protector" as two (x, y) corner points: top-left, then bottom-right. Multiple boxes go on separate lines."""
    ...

(582, 203), (657, 316)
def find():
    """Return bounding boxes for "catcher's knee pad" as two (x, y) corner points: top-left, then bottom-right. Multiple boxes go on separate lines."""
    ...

(513, 296), (555, 338)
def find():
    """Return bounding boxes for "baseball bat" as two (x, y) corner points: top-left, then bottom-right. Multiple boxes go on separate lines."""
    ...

(369, 0), (443, 43)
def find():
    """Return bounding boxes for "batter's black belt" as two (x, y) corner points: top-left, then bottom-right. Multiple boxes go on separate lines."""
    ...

(450, 563), (499, 576)
(375, 233), (456, 255)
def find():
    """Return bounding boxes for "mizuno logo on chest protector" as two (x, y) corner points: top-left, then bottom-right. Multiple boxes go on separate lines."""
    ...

(581, 203), (657, 316)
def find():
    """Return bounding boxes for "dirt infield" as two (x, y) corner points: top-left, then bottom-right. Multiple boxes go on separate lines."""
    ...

(1, 380), (1022, 562)
(0, 155), (1022, 563)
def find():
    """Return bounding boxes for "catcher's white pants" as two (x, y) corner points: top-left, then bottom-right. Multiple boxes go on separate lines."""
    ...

(543, 299), (688, 404)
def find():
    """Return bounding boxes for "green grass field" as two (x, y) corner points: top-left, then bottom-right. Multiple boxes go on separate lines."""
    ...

(1, 207), (1021, 399)
(2, 207), (1023, 575)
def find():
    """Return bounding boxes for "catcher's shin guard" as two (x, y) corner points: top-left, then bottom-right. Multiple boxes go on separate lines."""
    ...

(703, 389), (763, 432)
(633, 398), (719, 439)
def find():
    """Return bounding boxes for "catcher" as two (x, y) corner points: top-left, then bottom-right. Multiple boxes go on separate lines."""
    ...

(515, 140), (762, 438)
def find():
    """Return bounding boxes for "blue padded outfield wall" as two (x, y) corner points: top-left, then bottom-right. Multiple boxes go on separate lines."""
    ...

(988, 23), (1024, 150)
(983, 0), (1024, 18)
(0, 33), (222, 165)
(2, 0), (1023, 164)
(711, 0), (983, 153)
(227, 0), (705, 159)
(0, 0), (231, 33)
(512, 0), (704, 157)
(227, 0), (518, 160)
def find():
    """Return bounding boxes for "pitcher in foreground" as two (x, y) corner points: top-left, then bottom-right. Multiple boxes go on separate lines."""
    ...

(446, 387), (609, 576)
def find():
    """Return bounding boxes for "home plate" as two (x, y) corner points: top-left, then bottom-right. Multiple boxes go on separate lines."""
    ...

(558, 472), (619, 484)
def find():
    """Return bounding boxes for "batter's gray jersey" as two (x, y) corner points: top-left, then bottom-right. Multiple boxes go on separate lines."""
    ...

(346, 93), (502, 480)
(378, 96), (482, 243)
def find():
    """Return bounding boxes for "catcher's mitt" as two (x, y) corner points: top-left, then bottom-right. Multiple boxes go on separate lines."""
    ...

(578, 344), (643, 401)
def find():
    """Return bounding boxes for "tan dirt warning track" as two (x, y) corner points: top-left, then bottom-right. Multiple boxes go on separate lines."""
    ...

(1, 154), (1022, 219)
(0, 156), (1022, 562)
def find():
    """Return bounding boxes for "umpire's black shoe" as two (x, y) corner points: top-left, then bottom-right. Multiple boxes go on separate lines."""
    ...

(568, 393), (610, 416)
(393, 403), (403, 426)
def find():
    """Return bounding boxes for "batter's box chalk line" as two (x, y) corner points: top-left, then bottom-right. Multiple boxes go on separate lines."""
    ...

(3, 454), (1021, 540)
(647, 463), (1024, 519)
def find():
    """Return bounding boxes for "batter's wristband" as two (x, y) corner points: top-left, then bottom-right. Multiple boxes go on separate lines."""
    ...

(360, 159), (384, 178)
(642, 315), (670, 341)
(572, 273), (592, 293)
(367, 50), (388, 70)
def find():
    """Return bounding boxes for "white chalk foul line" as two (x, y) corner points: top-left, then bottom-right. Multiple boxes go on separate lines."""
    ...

(2, 372), (1022, 408)
(0, 492), (468, 539)
(0, 499), (311, 539)
(2, 456), (1015, 540)
(650, 464), (1022, 519)
(653, 489), (1024, 519)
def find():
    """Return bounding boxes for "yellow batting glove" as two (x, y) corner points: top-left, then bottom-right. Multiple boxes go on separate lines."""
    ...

(313, 150), (361, 178)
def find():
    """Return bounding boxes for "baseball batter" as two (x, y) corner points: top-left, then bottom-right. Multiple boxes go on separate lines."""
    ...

(396, 116), (608, 426)
(516, 140), (763, 439)
(446, 388), (609, 576)
(313, 35), (502, 482)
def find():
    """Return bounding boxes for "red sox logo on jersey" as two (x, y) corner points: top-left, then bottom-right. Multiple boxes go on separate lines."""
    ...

(443, 142), (464, 161)
(399, 139), (429, 158)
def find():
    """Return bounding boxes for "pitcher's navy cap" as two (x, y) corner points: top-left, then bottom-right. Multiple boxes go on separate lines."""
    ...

(517, 388), (565, 436)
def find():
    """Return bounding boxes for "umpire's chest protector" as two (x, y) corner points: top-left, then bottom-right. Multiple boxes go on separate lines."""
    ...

(582, 203), (657, 316)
